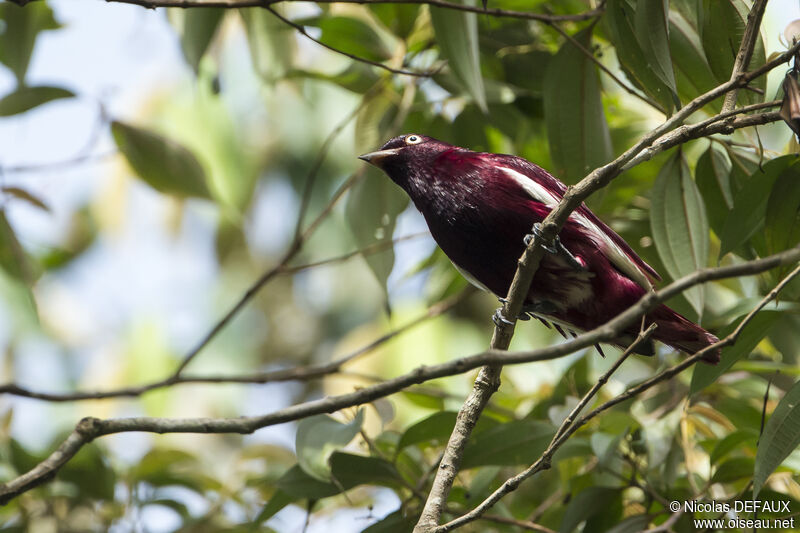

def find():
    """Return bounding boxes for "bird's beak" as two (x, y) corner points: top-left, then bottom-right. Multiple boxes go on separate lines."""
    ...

(358, 148), (398, 167)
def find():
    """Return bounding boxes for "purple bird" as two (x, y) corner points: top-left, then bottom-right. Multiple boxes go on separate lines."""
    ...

(359, 134), (720, 363)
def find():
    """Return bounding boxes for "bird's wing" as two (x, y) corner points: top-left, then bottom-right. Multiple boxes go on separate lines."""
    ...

(488, 154), (661, 289)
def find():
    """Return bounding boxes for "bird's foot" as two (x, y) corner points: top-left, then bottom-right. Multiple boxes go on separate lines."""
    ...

(525, 223), (586, 272)
(492, 308), (515, 327)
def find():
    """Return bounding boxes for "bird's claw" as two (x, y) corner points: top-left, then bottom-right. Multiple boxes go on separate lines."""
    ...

(526, 223), (586, 272)
(492, 308), (515, 327)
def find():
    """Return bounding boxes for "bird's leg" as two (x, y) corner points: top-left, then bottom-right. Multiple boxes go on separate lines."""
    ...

(525, 223), (586, 271)
(496, 298), (558, 322)
(492, 307), (515, 327)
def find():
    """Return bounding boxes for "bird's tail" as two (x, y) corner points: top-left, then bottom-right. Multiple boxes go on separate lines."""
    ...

(648, 305), (721, 364)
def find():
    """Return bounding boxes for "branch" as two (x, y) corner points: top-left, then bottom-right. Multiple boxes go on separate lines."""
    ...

(721, 0), (769, 113)
(1, 246), (796, 504)
(106, 0), (603, 23)
(413, 42), (800, 530)
(0, 287), (467, 402)
(262, 5), (437, 78)
(437, 261), (800, 532)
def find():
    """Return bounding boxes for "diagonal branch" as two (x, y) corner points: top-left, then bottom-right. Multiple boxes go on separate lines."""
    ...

(1, 245), (797, 505)
(721, 0), (769, 113)
(413, 39), (800, 531)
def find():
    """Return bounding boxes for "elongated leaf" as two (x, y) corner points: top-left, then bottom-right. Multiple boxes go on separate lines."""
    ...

(718, 156), (800, 258)
(755, 379), (800, 496)
(669, 10), (720, 110)
(345, 169), (408, 293)
(168, 8), (225, 73)
(329, 452), (402, 489)
(295, 410), (364, 481)
(695, 145), (733, 236)
(650, 152), (709, 316)
(363, 510), (420, 533)
(561, 486), (621, 533)
(543, 26), (612, 183)
(0, 211), (34, 285)
(700, 0), (766, 105)
(397, 411), (457, 452)
(0, 2), (60, 84)
(633, 0), (677, 100)
(240, 7), (294, 81)
(765, 168), (800, 256)
(111, 121), (212, 199)
(300, 15), (392, 63)
(710, 429), (758, 464)
(690, 311), (779, 394)
(0, 86), (74, 116)
(461, 420), (554, 468)
(275, 464), (340, 499)
(605, 0), (674, 114)
(711, 456), (754, 484)
(430, 0), (486, 112)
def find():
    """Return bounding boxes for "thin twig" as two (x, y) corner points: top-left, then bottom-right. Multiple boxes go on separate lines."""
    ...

(721, 0), (769, 113)
(264, 5), (435, 78)
(106, 0), (603, 23)
(2, 246), (796, 504)
(0, 289), (468, 402)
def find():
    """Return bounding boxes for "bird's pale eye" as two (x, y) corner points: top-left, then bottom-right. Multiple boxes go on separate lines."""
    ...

(405, 135), (422, 145)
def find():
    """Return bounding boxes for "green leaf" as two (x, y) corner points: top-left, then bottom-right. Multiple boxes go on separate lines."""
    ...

(329, 452), (402, 489)
(286, 63), (381, 94)
(256, 489), (295, 523)
(560, 486), (621, 533)
(295, 410), (364, 481)
(710, 429), (758, 464)
(345, 169), (408, 294)
(718, 156), (799, 259)
(240, 7), (293, 81)
(275, 464), (341, 499)
(765, 167), (800, 256)
(461, 420), (553, 468)
(111, 120), (212, 199)
(397, 411), (457, 452)
(362, 509), (420, 533)
(695, 145), (733, 236)
(370, 3), (420, 39)
(700, 0), (766, 105)
(430, 0), (486, 112)
(0, 1), (60, 84)
(168, 8), (225, 73)
(711, 456), (754, 484)
(58, 443), (116, 500)
(650, 151), (709, 316)
(755, 379), (800, 496)
(690, 311), (779, 394)
(543, 26), (612, 183)
(0, 86), (74, 116)
(605, 0), (674, 114)
(0, 210), (34, 285)
(302, 15), (391, 63)
(669, 9), (720, 110)
(633, 0), (677, 101)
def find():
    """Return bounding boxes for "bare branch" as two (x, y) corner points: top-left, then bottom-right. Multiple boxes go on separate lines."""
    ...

(0, 288), (467, 402)
(437, 261), (800, 532)
(106, 0), (603, 23)
(721, 0), (769, 113)
(1, 246), (796, 504)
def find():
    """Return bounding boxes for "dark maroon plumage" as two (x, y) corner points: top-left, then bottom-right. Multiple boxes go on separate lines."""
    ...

(359, 134), (720, 363)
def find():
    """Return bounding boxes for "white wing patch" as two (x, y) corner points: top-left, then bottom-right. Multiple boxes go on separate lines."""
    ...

(500, 167), (653, 291)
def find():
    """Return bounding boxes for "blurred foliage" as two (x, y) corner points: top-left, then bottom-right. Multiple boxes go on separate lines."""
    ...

(0, 0), (799, 532)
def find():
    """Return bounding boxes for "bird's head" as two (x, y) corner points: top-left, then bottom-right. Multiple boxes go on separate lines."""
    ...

(358, 134), (455, 188)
